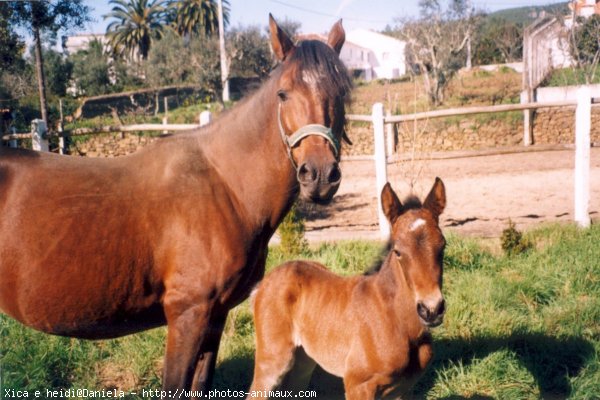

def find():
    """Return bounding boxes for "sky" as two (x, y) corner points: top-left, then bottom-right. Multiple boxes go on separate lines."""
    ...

(82, 0), (568, 36)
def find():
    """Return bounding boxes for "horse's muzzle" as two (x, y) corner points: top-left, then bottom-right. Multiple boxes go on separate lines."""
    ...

(297, 161), (341, 204)
(417, 298), (446, 328)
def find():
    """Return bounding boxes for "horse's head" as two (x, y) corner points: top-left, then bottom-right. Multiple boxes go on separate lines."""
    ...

(269, 14), (352, 205)
(381, 178), (447, 328)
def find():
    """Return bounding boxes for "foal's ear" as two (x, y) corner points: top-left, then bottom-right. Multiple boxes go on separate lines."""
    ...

(381, 182), (403, 224)
(327, 19), (345, 55)
(423, 177), (446, 221)
(269, 13), (295, 61)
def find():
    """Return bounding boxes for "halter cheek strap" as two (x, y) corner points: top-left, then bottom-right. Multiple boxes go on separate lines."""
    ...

(278, 103), (340, 170)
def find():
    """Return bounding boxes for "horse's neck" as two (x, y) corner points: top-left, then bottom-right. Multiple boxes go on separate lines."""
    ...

(201, 83), (297, 232)
(373, 255), (422, 334)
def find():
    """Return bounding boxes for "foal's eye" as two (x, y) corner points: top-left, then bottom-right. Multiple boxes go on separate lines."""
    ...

(277, 90), (288, 101)
(393, 248), (402, 258)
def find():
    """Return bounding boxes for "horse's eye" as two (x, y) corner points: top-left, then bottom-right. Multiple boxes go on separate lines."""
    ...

(393, 248), (402, 258)
(277, 90), (288, 101)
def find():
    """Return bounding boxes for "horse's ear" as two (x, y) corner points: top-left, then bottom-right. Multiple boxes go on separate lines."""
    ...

(327, 19), (345, 55)
(423, 177), (446, 221)
(269, 13), (295, 61)
(381, 182), (403, 224)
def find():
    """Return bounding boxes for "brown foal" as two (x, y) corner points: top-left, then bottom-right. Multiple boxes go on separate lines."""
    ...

(0, 15), (351, 398)
(249, 179), (447, 399)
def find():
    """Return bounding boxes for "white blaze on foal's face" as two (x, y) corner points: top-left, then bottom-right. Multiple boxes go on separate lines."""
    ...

(409, 218), (426, 232)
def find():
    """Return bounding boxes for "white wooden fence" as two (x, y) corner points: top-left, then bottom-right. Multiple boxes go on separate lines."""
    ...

(2, 110), (213, 153)
(3, 99), (596, 238)
(347, 89), (596, 239)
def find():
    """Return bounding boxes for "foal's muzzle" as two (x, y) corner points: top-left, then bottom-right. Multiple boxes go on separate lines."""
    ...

(417, 298), (446, 327)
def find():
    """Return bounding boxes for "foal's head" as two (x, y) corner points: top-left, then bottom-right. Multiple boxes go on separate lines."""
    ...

(269, 15), (352, 204)
(381, 179), (447, 327)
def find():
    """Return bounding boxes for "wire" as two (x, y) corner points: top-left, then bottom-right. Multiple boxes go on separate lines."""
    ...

(268, 0), (390, 24)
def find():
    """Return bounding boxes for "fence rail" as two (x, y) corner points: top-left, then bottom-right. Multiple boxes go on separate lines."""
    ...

(347, 94), (596, 237)
(1, 110), (213, 144)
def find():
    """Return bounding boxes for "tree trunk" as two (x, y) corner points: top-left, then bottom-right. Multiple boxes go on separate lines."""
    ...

(466, 34), (472, 70)
(33, 25), (49, 124)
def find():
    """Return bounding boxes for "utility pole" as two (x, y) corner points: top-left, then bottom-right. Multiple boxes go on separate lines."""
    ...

(465, 0), (473, 70)
(217, 0), (229, 103)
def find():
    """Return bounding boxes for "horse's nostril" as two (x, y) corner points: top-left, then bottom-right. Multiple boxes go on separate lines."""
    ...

(436, 299), (446, 316)
(417, 302), (430, 321)
(297, 163), (317, 183)
(326, 163), (341, 184)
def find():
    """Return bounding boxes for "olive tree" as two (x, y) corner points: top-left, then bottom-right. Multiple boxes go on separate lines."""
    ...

(393, 0), (477, 105)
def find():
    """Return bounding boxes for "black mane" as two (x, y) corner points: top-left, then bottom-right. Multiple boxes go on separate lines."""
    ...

(288, 39), (353, 140)
(289, 39), (353, 104)
(402, 195), (423, 210)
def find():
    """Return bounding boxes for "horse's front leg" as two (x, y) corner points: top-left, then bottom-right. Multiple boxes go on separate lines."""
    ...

(162, 301), (215, 398)
(190, 313), (228, 395)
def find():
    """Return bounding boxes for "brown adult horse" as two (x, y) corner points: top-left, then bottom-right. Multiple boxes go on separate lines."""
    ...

(0, 15), (351, 397)
(249, 179), (447, 399)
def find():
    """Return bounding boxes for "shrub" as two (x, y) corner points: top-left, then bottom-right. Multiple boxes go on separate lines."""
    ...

(277, 203), (308, 258)
(501, 219), (532, 256)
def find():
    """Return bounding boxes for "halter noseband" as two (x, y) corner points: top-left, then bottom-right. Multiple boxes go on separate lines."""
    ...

(277, 103), (340, 170)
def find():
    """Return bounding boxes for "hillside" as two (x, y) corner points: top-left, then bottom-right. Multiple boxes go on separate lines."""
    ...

(488, 2), (569, 25)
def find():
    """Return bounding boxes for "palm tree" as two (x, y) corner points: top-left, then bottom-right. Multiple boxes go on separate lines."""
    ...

(170, 0), (229, 38)
(104, 0), (168, 61)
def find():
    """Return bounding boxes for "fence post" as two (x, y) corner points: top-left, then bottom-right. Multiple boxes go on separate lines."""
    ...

(521, 90), (533, 146)
(31, 119), (48, 152)
(574, 86), (591, 228)
(9, 126), (17, 148)
(162, 96), (169, 134)
(200, 111), (212, 127)
(373, 103), (390, 240)
(58, 99), (65, 154)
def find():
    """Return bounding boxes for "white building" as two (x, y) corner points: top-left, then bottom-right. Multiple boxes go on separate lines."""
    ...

(569, 0), (600, 17)
(340, 29), (406, 81)
(63, 34), (108, 55)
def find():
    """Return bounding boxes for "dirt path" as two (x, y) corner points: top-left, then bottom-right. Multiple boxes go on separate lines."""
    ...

(299, 148), (600, 241)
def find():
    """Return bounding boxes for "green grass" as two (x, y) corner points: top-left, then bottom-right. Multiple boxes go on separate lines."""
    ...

(1, 223), (599, 399)
(64, 102), (222, 132)
(544, 67), (600, 87)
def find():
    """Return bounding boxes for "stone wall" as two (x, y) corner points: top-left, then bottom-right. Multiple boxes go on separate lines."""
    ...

(343, 106), (600, 156)
(344, 115), (524, 156)
(70, 133), (159, 157)
(532, 107), (600, 145)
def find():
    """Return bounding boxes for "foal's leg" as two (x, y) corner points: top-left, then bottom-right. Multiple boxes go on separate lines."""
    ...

(248, 332), (297, 398)
(344, 373), (394, 400)
(279, 347), (317, 393)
